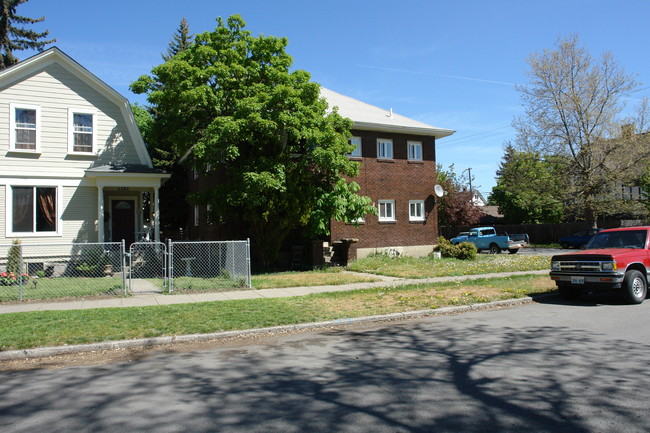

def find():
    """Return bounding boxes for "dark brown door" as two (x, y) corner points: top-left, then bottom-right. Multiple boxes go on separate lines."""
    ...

(111, 199), (135, 245)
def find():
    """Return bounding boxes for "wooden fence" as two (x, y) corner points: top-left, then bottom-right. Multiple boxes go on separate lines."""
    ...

(439, 220), (648, 245)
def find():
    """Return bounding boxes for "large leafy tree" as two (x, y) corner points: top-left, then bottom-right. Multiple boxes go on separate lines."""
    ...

(489, 146), (565, 223)
(513, 35), (650, 226)
(0, 0), (55, 69)
(131, 15), (374, 266)
(436, 164), (483, 226)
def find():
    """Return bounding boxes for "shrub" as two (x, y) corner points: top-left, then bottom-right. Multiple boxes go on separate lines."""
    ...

(7, 239), (22, 275)
(433, 236), (477, 260)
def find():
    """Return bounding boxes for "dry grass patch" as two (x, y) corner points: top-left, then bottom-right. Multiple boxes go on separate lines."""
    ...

(312, 275), (556, 317)
(252, 269), (380, 289)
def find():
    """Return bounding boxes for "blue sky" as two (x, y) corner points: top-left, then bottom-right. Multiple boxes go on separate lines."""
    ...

(19, 0), (650, 196)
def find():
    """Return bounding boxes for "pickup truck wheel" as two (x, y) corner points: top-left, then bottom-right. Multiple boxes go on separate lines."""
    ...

(623, 270), (647, 304)
(508, 248), (518, 254)
(489, 243), (501, 254)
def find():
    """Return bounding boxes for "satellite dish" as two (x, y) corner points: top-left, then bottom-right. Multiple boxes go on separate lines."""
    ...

(434, 184), (445, 198)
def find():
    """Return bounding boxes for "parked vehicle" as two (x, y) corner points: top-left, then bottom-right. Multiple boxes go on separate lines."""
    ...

(449, 232), (469, 244)
(450, 227), (529, 254)
(559, 228), (602, 249)
(550, 226), (650, 304)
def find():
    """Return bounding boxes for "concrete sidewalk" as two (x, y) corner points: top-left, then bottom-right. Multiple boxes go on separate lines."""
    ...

(0, 270), (549, 315)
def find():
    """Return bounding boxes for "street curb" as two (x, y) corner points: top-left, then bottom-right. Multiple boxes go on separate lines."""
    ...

(0, 296), (546, 361)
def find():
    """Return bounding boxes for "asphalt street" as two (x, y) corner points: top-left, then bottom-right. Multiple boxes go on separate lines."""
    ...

(1, 293), (649, 432)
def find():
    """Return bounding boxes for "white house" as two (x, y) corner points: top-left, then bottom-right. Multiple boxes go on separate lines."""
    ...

(0, 47), (169, 246)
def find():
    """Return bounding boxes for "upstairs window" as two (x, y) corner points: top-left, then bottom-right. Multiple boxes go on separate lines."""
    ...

(409, 200), (425, 221)
(11, 186), (57, 233)
(68, 109), (96, 154)
(377, 138), (393, 159)
(348, 136), (362, 157)
(10, 103), (40, 152)
(407, 141), (423, 161)
(378, 200), (395, 221)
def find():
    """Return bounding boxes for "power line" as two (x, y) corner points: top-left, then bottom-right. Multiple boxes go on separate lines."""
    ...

(438, 125), (513, 146)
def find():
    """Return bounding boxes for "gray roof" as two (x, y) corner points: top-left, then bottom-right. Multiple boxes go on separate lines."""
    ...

(320, 87), (455, 138)
(85, 164), (168, 175)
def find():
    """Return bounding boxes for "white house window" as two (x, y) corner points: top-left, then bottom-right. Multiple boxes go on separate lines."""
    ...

(378, 200), (395, 221)
(348, 136), (362, 157)
(407, 141), (423, 161)
(409, 200), (425, 221)
(11, 186), (57, 233)
(10, 103), (41, 152)
(377, 138), (393, 159)
(68, 109), (96, 153)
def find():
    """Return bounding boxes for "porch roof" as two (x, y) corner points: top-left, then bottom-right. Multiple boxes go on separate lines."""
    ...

(85, 164), (170, 188)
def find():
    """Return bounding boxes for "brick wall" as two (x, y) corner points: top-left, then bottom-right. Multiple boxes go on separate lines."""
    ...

(330, 129), (439, 251)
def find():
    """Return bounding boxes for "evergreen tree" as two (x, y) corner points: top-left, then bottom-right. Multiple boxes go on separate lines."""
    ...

(162, 17), (192, 61)
(0, 0), (55, 69)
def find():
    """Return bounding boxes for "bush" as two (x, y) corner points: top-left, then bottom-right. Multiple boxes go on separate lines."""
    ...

(433, 237), (477, 260)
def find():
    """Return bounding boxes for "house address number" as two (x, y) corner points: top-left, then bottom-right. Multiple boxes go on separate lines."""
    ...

(117, 187), (130, 191)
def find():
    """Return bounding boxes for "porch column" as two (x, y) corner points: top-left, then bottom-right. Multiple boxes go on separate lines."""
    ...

(154, 186), (161, 242)
(97, 186), (105, 242)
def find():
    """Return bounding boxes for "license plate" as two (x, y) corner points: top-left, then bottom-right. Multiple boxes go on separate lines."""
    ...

(571, 276), (585, 284)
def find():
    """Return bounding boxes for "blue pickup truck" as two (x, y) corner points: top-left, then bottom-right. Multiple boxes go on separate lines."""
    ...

(450, 227), (529, 254)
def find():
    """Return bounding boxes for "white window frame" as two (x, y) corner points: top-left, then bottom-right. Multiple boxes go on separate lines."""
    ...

(348, 136), (362, 157)
(377, 138), (393, 159)
(407, 141), (423, 161)
(6, 183), (62, 237)
(409, 200), (425, 221)
(68, 108), (97, 154)
(9, 103), (41, 153)
(378, 200), (396, 222)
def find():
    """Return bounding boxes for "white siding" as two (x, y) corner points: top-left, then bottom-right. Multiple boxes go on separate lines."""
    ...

(0, 63), (142, 179)
(61, 185), (98, 243)
(0, 185), (4, 239)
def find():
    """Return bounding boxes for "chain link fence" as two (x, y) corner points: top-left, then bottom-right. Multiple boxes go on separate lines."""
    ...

(0, 239), (251, 302)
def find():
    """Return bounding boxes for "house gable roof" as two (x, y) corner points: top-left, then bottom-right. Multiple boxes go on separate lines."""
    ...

(0, 47), (153, 167)
(320, 87), (455, 138)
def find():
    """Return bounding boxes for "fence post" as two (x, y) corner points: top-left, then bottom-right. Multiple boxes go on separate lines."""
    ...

(121, 239), (127, 296)
(168, 238), (174, 293)
(18, 244), (23, 302)
(246, 238), (252, 288)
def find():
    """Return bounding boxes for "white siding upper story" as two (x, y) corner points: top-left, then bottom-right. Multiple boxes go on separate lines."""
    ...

(0, 58), (144, 179)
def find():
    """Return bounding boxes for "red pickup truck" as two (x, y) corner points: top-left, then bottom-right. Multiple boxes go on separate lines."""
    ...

(550, 226), (650, 304)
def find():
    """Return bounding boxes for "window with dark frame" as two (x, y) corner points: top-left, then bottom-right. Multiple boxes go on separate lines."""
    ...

(12, 186), (57, 233)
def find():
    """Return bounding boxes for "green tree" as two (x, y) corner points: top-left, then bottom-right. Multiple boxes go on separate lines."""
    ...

(513, 35), (650, 226)
(0, 0), (55, 69)
(436, 164), (482, 226)
(162, 17), (193, 61)
(489, 146), (565, 223)
(131, 15), (374, 267)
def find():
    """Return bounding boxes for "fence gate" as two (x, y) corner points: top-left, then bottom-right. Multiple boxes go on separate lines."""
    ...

(128, 242), (167, 293)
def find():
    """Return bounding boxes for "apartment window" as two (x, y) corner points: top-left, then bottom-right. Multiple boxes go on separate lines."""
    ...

(407, 141), (423, 161)
(10, 103), (40, 152)
(377, 138), (393, 159)
(378, 200), (395, 221)
(194, 205), (199, 226)
(11, 186), (57, 233)
(409, 200), (425, 221)
(68, 109), (96, 153)
(348, 136), (362, 157)
(206, 204), (214, 225)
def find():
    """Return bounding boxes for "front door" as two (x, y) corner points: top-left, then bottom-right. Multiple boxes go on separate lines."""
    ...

(111, 199), (136, 245)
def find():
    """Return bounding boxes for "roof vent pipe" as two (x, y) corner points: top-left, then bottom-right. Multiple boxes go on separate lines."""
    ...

(388, 108), (393, 117)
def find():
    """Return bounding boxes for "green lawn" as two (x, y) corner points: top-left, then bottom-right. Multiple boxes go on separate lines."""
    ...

(0, 274), (555, 351)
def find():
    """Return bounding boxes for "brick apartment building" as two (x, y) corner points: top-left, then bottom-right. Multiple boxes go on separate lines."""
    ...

(182, 88), (454, 263)
(321, 88), (455, 259)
